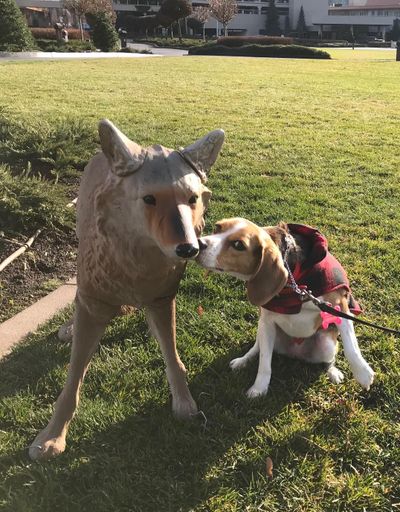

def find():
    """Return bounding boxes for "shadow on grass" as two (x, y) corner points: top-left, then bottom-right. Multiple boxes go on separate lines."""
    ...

(0, 313), (326, 512)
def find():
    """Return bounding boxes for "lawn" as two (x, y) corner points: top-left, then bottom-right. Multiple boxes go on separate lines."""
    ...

(0, 54), (399, 511)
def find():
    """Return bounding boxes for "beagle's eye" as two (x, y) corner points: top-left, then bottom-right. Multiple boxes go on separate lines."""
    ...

(214, 224), (222, 233)
(231, 240), (246, 251)
(143, 195), (156, 206)
(188, 195), (198, 205)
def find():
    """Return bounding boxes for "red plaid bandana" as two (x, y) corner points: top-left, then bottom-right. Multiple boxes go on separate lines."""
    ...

(263, 224), (362, 316)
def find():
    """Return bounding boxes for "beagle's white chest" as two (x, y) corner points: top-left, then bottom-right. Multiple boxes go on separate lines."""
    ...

(266, 301), (322, 338)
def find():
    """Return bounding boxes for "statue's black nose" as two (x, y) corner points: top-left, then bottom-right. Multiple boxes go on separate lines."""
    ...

(198, 239), (208, 251)
(176, 243), (199, 259)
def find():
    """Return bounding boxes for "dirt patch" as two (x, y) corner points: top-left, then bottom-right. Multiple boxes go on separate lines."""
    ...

(0, 229), (77, 323)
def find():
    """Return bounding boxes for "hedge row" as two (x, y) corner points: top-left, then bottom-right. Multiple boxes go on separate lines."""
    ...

(189, 44), (331, 59)
(35, 39), (96, 52)
(217, 36), (294, 47)
(30, 27), (90, 40)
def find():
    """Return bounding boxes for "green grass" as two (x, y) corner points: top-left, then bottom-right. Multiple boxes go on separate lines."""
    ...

(0, 54), (399, 511)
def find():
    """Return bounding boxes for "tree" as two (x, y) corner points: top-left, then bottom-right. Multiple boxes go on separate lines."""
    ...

(209, 0), (237, 37)
(88, 11), (119, 51)
(387, 18), (400, 41)
(265, 0), (280, 36)
(0, 0), (35, 51)
(158, 0), (191, 40)
(296, 5), (307, 38)
(64, 0), (114, 40)
(190, 6), (210, 40)
(284, 15), (290, 36)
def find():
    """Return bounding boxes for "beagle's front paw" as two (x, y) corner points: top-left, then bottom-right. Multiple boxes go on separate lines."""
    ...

(353, 363), (375, 390)
(229, 357), (248, 371)
(246, 384), (269, 399)
(327, 366), (344, 385)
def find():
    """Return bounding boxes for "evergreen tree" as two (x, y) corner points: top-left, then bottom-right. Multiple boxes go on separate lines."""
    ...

(265, 0), (280, 36)
(0, 0), (35, 51)
(388, 18), (400, 41)
(296, 5), (307, 38)
(90, 12), (119, 51)
(284, 14), (290, 35)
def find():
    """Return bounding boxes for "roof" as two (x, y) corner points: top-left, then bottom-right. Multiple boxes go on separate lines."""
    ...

(330, 0), (400, 8)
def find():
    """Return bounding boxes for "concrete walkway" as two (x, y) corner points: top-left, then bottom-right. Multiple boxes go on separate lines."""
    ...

(127, 43), (188, 56)
(0, 45), (187, 62)
(0, 50), (161, 61)
(0, 277), (77, 358)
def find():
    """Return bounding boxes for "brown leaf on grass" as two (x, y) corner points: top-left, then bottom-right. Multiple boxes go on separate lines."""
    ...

(197, 305), (204, 317)
(266, 457), (273, 478)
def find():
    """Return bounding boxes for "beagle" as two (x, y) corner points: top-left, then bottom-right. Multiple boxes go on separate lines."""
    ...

(197, 218), (374, 398)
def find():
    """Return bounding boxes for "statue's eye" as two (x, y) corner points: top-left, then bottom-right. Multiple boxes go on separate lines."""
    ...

(143, 195), (156, 206)
(231, 240), (246, 251)
(188, 195), (198, 205)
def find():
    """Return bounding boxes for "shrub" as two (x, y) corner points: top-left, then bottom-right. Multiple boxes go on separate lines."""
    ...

(90, 12), (119, 52)
(217, 35), (293, 47)
(0, 165), (75, 235)
(188, 43), (331, 59)
(35, 39), (95, 52)
(134, 37), (206, 49)
(30, 27), (90, 41)
(0, 0), (36, 51)
(0, 111), (97, 182)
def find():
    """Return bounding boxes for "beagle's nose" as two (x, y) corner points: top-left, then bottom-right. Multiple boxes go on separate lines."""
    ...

(176, 243), (199, 259)
(198, 239), (208, 251)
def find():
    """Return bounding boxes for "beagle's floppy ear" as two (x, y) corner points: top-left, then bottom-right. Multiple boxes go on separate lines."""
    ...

(181, 129), (225, 177)
(246, 236), (288, 306)
(98, 119), (147, 177)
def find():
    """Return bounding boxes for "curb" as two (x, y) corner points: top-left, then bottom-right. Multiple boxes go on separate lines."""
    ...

(0, 277), (77, 359)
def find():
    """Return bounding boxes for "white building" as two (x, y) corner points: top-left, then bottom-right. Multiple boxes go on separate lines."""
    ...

(291, 0), (400, 40)
(16, 0), (400, 38)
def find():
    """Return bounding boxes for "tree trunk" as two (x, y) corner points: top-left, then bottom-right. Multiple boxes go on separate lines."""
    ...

(79, 16), (84, 41)
(202, 24), (205, 41)
(224, 23), (227, 36)
(177, 18), (182, 41)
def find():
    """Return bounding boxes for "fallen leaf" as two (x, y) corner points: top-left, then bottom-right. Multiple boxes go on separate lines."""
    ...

(197, 305), (204, 317)
(266, 457), (273, 478)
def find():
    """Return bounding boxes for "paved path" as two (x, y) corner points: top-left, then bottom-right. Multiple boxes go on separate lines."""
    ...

(0, 277), (77, 358)
(0, 45), (187, 62)
(0, 50), (161, 61)
(127, 43), (188, 56)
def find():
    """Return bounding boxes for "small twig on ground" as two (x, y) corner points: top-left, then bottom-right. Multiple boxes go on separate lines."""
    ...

(0, 229), (42, 272)
(190, 409), (208, 431)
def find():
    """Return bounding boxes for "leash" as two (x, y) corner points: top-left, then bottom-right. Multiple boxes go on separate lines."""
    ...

(283, 257), (400, 336)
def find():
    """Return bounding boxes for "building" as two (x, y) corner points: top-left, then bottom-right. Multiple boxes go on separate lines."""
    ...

(16, 0), (400, 38)
(16, 0), (78, 28)
(291, 0), (400, 40)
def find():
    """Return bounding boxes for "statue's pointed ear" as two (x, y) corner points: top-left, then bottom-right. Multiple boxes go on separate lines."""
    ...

(181, 129), (225, 176)
(98, 119), (147, 176)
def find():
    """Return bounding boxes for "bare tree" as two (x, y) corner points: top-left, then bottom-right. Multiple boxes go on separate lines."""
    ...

(209, 0), (237, 37)
(191, 6), (210, 40)
(64, 0), (114, 40)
